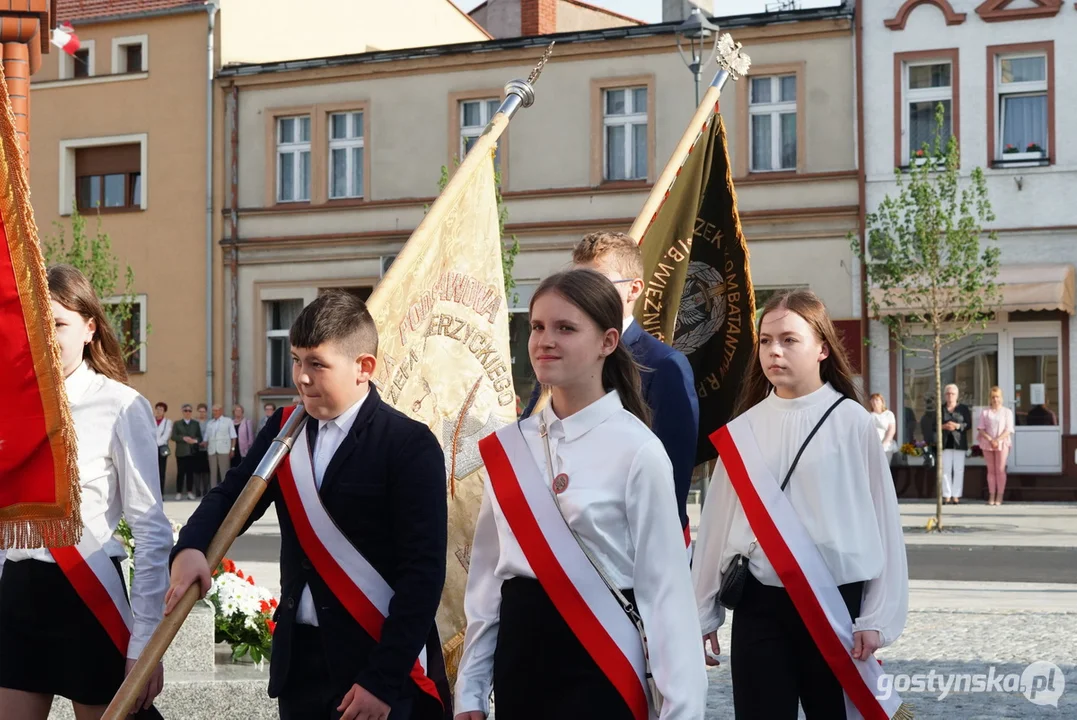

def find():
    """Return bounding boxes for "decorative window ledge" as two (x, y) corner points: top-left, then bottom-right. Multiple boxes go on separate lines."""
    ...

(993, 152), (1049, 168)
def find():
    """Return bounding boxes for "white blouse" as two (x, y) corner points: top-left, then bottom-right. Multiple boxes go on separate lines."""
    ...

(4, 362), (174, 660)
(871, 410), (897, 452)
(692, 383), (908, 647)
(455, 391), (707, 718)
(155, 417), (173, 448)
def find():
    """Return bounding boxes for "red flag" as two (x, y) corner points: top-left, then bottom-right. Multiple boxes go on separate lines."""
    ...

(0, 62), (81, 548)
(50, 24), (80, 56)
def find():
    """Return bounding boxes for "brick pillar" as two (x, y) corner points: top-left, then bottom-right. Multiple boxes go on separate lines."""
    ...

(3, 40), (29, 160)
(521, 0), (557, 36)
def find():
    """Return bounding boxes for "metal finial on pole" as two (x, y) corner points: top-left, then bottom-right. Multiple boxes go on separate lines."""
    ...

(500, 41), (556, 120)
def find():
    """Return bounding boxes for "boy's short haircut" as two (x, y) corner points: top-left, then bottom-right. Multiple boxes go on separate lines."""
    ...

(572, 231), (643, 281)
(290, 289), (379, 358)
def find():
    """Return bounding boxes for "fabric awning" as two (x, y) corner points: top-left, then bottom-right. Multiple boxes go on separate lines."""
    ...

(872, 264), (1075, 316)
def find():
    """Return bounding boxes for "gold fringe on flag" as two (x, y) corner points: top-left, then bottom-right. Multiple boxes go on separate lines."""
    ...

(892, 701), (915, 718)
(0, 62), (82, 549)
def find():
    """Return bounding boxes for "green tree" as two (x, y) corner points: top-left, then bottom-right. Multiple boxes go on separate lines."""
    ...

(852, 105), (1002, 531)
(42, 204), (147, 362)
(436, 161), (520, 303)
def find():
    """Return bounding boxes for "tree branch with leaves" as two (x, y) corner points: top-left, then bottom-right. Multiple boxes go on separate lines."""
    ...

(853, 104), (1001, 531)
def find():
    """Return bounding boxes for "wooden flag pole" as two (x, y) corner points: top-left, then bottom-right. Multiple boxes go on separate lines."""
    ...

(102, 406), (308, 720)
(627, 35), (751, 244)
(376, 42), (554, 294)
(103, 42), (555, 720)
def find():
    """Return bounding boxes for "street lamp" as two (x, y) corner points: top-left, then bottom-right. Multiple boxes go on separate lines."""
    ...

(676, 7), (719, 107)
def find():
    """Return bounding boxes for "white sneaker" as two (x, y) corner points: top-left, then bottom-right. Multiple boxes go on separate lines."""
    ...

(174, 493), (182, 501)
(186, 492), (196, 500)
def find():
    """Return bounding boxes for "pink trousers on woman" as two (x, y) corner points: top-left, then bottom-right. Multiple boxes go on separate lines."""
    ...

(983, 447), (1009, 499)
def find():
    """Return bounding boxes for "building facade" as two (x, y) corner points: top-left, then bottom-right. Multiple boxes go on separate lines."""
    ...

(29, 0), (486, 488)
(861, 0), (1077, 491)
(215, 4), (861, 421)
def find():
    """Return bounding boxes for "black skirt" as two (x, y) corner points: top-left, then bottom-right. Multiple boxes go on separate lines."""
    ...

(493, 577), (636, 720)
(0, 558), (162, 716)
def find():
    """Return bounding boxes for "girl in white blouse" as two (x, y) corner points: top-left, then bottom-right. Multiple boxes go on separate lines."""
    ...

(0, 265), (173, 719)
(455, 269), (707, 720)
(693, 289), (907, 719)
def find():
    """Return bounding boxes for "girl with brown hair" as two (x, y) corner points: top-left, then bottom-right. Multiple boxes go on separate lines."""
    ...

(0, 265), (173, 719)
(456, 269), (706, 720)
(693, 289), (909, 719)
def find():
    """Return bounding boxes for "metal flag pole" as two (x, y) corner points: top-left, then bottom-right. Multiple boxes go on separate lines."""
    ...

(102, 42), (555, 720)
(627, 33), (750, 243)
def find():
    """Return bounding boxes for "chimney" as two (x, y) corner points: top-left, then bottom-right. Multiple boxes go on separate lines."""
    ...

(521, 0), (557, 36)
(663, 0), (714, 23)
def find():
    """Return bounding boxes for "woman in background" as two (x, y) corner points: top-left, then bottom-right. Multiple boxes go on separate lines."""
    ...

(978, 386), (1014, 506)
(869, 393), (897, 463)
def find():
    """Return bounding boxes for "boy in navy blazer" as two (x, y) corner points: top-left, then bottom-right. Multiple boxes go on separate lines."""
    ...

(168, 291), (449, 720)
(524, 231), (700, 548)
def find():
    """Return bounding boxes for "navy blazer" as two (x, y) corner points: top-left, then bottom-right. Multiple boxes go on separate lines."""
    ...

(524, 320), (700, 532)
(171, 386), (449, 717)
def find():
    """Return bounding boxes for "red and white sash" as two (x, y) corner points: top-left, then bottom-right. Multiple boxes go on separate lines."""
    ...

(51, 533), (133, 656)
(710, 417), (904, 720)
(478, 426), (654, 720)
(274, 407), (442, 707)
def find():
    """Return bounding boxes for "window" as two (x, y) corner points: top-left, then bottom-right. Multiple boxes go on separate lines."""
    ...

(73, 48), (91, 78)
(328, 111), (364, 199)
(276, 116), (311, 203)
(266, 299), (303, 389)
(105, 295), (146, 373)
(74, 144), (141, 212)
(903, 61), (953, 161)
(459, 98), (501, 169)
(995, 54), (1048, 158)
(900, 333), (998, 446)
(112, 35), (147, 74)
(749, 75), (797, 172)
(603, 87), (648, 181)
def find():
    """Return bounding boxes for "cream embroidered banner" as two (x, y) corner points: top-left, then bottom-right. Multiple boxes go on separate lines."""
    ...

(366, 151), (515, 679)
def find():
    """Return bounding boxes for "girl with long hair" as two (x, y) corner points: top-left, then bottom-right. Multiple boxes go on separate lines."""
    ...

(455, 269), (707, 719)
(0, 265), (173, 720)
(693, 289), (908, 719)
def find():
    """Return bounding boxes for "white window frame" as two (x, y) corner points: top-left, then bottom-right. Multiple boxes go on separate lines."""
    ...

(59, 133), (148, 215)
(111, 34), (148, 74)
(276, 116), (311, 203)
(748, 74), (798, 172)
(995, 52), (1048, 160)
(327, 111), (365, 200)
(602, 86), (648, 181)
(459, 98), (499, 160)
(60, 39), (95, 80)
(104, 293), (147, 373)
(265, 298), (303, 389)
(902, 60), (953, 163)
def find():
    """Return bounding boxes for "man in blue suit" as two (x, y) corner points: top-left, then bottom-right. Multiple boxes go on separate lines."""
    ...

(523, 231), (700, 551)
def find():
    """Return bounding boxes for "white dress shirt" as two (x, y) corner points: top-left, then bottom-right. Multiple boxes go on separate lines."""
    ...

(204, 416), (237, 455)
(455, 391), (708, 718)
(296, 392), (370, 626)
(155, 417), (173, 448)
(4, 362), (174, 659)
(692, 383), (909, 647)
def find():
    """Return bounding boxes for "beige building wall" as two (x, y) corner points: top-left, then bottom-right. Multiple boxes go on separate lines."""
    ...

(30, 11), (219, 467)
(219, 15), (859, 412)
(219, 0), (490, 65)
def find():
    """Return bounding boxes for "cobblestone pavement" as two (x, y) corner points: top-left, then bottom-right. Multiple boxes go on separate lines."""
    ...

(703, 608), (1077, 718)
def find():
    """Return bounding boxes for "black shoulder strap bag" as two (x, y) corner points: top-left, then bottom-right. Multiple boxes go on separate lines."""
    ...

(717, 395), (847, 610)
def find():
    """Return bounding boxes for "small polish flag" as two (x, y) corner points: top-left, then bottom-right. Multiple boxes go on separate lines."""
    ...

(51, 24), (80, 56)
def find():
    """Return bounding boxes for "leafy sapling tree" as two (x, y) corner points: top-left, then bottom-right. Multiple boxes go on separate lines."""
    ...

(43, 204), (148, 364)
(854, 105), (1002, 531)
